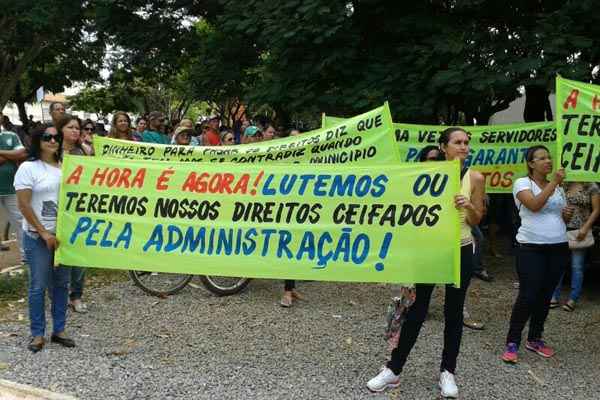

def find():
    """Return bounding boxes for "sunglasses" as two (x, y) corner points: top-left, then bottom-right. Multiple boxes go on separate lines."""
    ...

(83, 127), (94, 132)
(41, 132), (62, 143)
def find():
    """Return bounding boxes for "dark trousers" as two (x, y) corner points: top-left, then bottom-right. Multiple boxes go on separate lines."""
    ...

(284, 280), (295, 291)
(506, 243), (568, 346)
(387, 244), (473, 375)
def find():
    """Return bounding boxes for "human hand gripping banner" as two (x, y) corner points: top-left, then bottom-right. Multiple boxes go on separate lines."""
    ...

(95, 103), (400, 164)
(556, 76), (600, 182)
(55, 155), (461, 285)
(323, 115), (556, 193)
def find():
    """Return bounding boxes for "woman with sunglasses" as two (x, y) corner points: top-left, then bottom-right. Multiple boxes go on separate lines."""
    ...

(220, 129), (235, 145)
(56, 114), (90, 312)
(109, 112), (134, 141)
(502, 145), (571, 363)
(14, 125), (75, 352)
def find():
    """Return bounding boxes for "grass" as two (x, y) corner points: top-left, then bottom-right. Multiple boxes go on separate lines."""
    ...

(0, 267), (128, 303)
(0, 272), (28, 301)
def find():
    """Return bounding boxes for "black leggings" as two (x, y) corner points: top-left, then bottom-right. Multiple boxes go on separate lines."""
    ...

(506, 243), (568, 346)
(284, 280), (295, 291)
(387, 244), (473, 375)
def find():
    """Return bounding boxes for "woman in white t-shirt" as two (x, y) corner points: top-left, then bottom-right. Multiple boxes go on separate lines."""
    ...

(14, 125), (75, 353)
(501, 145), (572, 364)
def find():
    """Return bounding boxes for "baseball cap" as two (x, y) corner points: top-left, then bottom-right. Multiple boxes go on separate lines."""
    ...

(244, 126), (261, 136)
(174, 126), (193, 136)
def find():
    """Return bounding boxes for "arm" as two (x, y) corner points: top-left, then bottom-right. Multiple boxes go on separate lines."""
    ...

(0, 147), (27, 161)
(16, 189), (58, 250)
(466, 171), (485, 226)
(516, 169), (565, 212)
(454, 170), (485, 227)
(578, 194), (600, 240)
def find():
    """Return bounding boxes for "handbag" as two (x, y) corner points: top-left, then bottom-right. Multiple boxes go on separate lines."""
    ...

(384, 286), (416, 351)
(566, 229), (595, 249)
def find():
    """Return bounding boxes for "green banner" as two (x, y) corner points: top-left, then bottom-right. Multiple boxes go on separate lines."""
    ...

(323, 115), (556, 193)
(556, 76), (600, 181)
(55, 155), (461, 285)
(95, 104), (400, 164)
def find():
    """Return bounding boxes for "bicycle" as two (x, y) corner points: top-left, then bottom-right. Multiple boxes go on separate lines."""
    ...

(128, 271), (251, 297)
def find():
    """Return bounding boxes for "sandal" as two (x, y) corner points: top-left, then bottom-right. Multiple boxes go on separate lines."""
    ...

(562, 300), (576, 312)
(549, 300), (560, 309)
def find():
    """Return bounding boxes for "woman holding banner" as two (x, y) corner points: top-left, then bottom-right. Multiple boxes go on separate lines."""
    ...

(15, 125), (75, 352)
(368, 128), (485, 398)
(56, 114), (90, 313)
(502, 145), (571, 363)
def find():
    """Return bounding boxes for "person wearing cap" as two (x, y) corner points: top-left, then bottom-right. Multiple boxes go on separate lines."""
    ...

(141, 112), (170, 144)
(241, 126), (262, 144)
(208, 115), (220, 131)
(172, 126), (193, 146)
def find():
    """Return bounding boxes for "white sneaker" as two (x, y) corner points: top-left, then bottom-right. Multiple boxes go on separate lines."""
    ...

(366, 367), (400, 392)
(439, 370), (459, 398)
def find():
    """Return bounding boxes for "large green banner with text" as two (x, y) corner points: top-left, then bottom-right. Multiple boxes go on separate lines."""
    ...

(95, 104), (400, 164)
(55, 155), (461, 285)
(556, 76), (600, 182)
(323, 115), (556, 193)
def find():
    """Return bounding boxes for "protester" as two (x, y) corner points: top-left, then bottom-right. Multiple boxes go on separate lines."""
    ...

(133, 117), (147, 141)
(56, 114), (87, 156)
(80, 119), (95, 155)
(173, 126), (192, 146)
(15, 125), (75, 352)
(551, 182), (600, 311)
(207, 115), (220, 131)
(419, 145), (484, 331)
(367, 128), (485, 398)
(262, 123), (277, 141)
(204, 127), (221, 146)
(241, 126), (262, 144)
(501, 145), (571, 364)
(49, 102), (66, 126)
(0, 117), (28, 258)
(141, 112), (169, 144)
(109, 112), (134, 141)
(220, 129), (235, 146)
(55, 114), (89, 312)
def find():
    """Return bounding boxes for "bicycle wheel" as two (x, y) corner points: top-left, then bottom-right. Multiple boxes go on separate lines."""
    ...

(198, 276), (251, 296)
(128, 270), (192, 296)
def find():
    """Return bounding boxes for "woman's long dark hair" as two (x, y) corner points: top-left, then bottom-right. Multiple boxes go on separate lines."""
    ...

(28, 124), (62, 162)
(418, 145), (440, 162)
(525, 145), (550, 177)
(437, 127), (468, 160)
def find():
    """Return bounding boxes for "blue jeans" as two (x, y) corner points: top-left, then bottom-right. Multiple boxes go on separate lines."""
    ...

(553, 249), (586, 302)
(23, 232), (69, 337)
(69, 267), (85, 300)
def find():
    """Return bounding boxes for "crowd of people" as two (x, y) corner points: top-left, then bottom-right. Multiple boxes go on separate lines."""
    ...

(1, 103), (599, 398)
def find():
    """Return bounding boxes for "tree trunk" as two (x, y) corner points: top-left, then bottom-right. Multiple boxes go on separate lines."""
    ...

(524, 85), (552, 122)
(13, 82), (30, 130)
